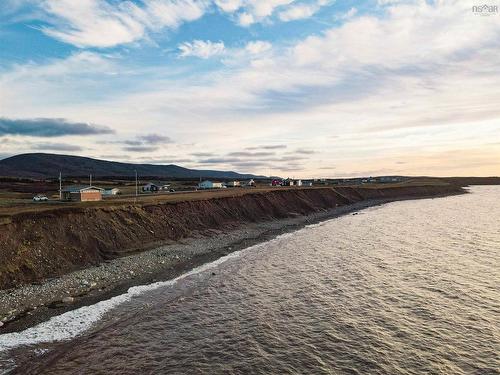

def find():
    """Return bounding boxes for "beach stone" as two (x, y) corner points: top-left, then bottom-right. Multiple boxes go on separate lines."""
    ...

(62, 296), (74, 304)
(0, 321), (4, 327)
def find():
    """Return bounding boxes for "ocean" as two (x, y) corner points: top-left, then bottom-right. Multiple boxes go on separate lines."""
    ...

(1, 186), (499, 374)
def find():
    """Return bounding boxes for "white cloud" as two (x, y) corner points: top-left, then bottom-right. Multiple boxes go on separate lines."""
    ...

(278, 0), (332, 22)
(214, 0), (243, 13)
(39, 0), (207, 48)
(176, 39), (271, 60)
(377, 0), (406, 5)
(36, 0), (302, 45)
(220, 0), (332, 25)
(333, 6), (357, 21)
(245, 40), (272, 54)
(21, 0), (328, 45)
(144, 0), (206, 29)
(290, 1), (499, 69)
(0, 51), (117, 84)
(178, 40), (226, 58)
(248, 0), (295, 18)
(215, 0), (296, 26)
(237, 12), (255, 26)
(278, 4), (317, 21)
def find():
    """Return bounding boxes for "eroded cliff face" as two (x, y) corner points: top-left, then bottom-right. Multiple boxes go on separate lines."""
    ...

(0, 185), (463, 290)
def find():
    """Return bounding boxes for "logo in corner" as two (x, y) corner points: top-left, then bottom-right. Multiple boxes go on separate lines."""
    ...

(472, 4), (499, 15)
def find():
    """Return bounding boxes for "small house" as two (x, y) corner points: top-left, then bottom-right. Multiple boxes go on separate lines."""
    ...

(142, 183), (159, 192)
(226, 181), (240, 187)
(282, 179), (294, 186)
(271, 179), (282, 186)
(198, 180), (223, 189)
(103, 188), (121, 196)
(244, 179), (255, 187)
(61, 186), (104, 202)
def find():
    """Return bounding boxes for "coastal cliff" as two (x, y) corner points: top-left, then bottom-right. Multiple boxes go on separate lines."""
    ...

(0, 184), (463, 291)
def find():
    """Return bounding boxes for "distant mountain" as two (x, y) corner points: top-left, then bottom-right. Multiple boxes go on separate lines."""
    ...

(0, 153), (262, 180)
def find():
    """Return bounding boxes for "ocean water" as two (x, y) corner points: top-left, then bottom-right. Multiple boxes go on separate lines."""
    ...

(1, 186), (499, 374)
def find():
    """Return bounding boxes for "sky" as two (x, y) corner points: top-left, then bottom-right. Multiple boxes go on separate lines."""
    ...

(0, 0), (499, 178)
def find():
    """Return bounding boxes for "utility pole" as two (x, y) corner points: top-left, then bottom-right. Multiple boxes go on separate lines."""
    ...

(59, 171), (62, 200)
(135, 170), (138, 203)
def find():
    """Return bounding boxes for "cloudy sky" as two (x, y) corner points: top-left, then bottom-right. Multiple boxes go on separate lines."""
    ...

(0, 0), (499, 178)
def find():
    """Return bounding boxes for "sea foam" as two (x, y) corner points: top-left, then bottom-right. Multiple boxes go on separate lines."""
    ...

(0, 248), (247, 352)
(0, 227), (301, 353)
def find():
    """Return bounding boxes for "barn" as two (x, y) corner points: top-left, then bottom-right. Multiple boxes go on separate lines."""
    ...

(61, 186), (104, 202)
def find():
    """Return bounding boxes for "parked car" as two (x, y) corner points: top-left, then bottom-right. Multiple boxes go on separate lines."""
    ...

(33, 195), (48, 202)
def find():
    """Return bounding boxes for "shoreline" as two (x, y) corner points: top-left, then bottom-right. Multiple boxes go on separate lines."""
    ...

(0, 193), (463, 334)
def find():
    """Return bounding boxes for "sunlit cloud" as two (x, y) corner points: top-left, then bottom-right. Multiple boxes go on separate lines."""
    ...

(0, 0), (499, 177)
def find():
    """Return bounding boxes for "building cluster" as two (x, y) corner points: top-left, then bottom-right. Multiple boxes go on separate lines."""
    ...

(197, 179), (255, 189)
(271, 178), (313, 187)
(41, 174), (404, 204)
(54, 178), (257, 202)
(142, 182), (172, 192)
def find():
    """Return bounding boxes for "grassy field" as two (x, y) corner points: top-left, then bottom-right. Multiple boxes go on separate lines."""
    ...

(0, 182), (309, 217)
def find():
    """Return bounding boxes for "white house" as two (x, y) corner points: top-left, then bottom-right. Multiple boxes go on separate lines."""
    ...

(198, 180), (223, 189)
(244, 179), (255, 187)
(103, 188), (121, 196)
(226, 181), (240, 187)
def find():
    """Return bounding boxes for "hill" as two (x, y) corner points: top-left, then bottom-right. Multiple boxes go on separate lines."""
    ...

(0, 153), (261, 180)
